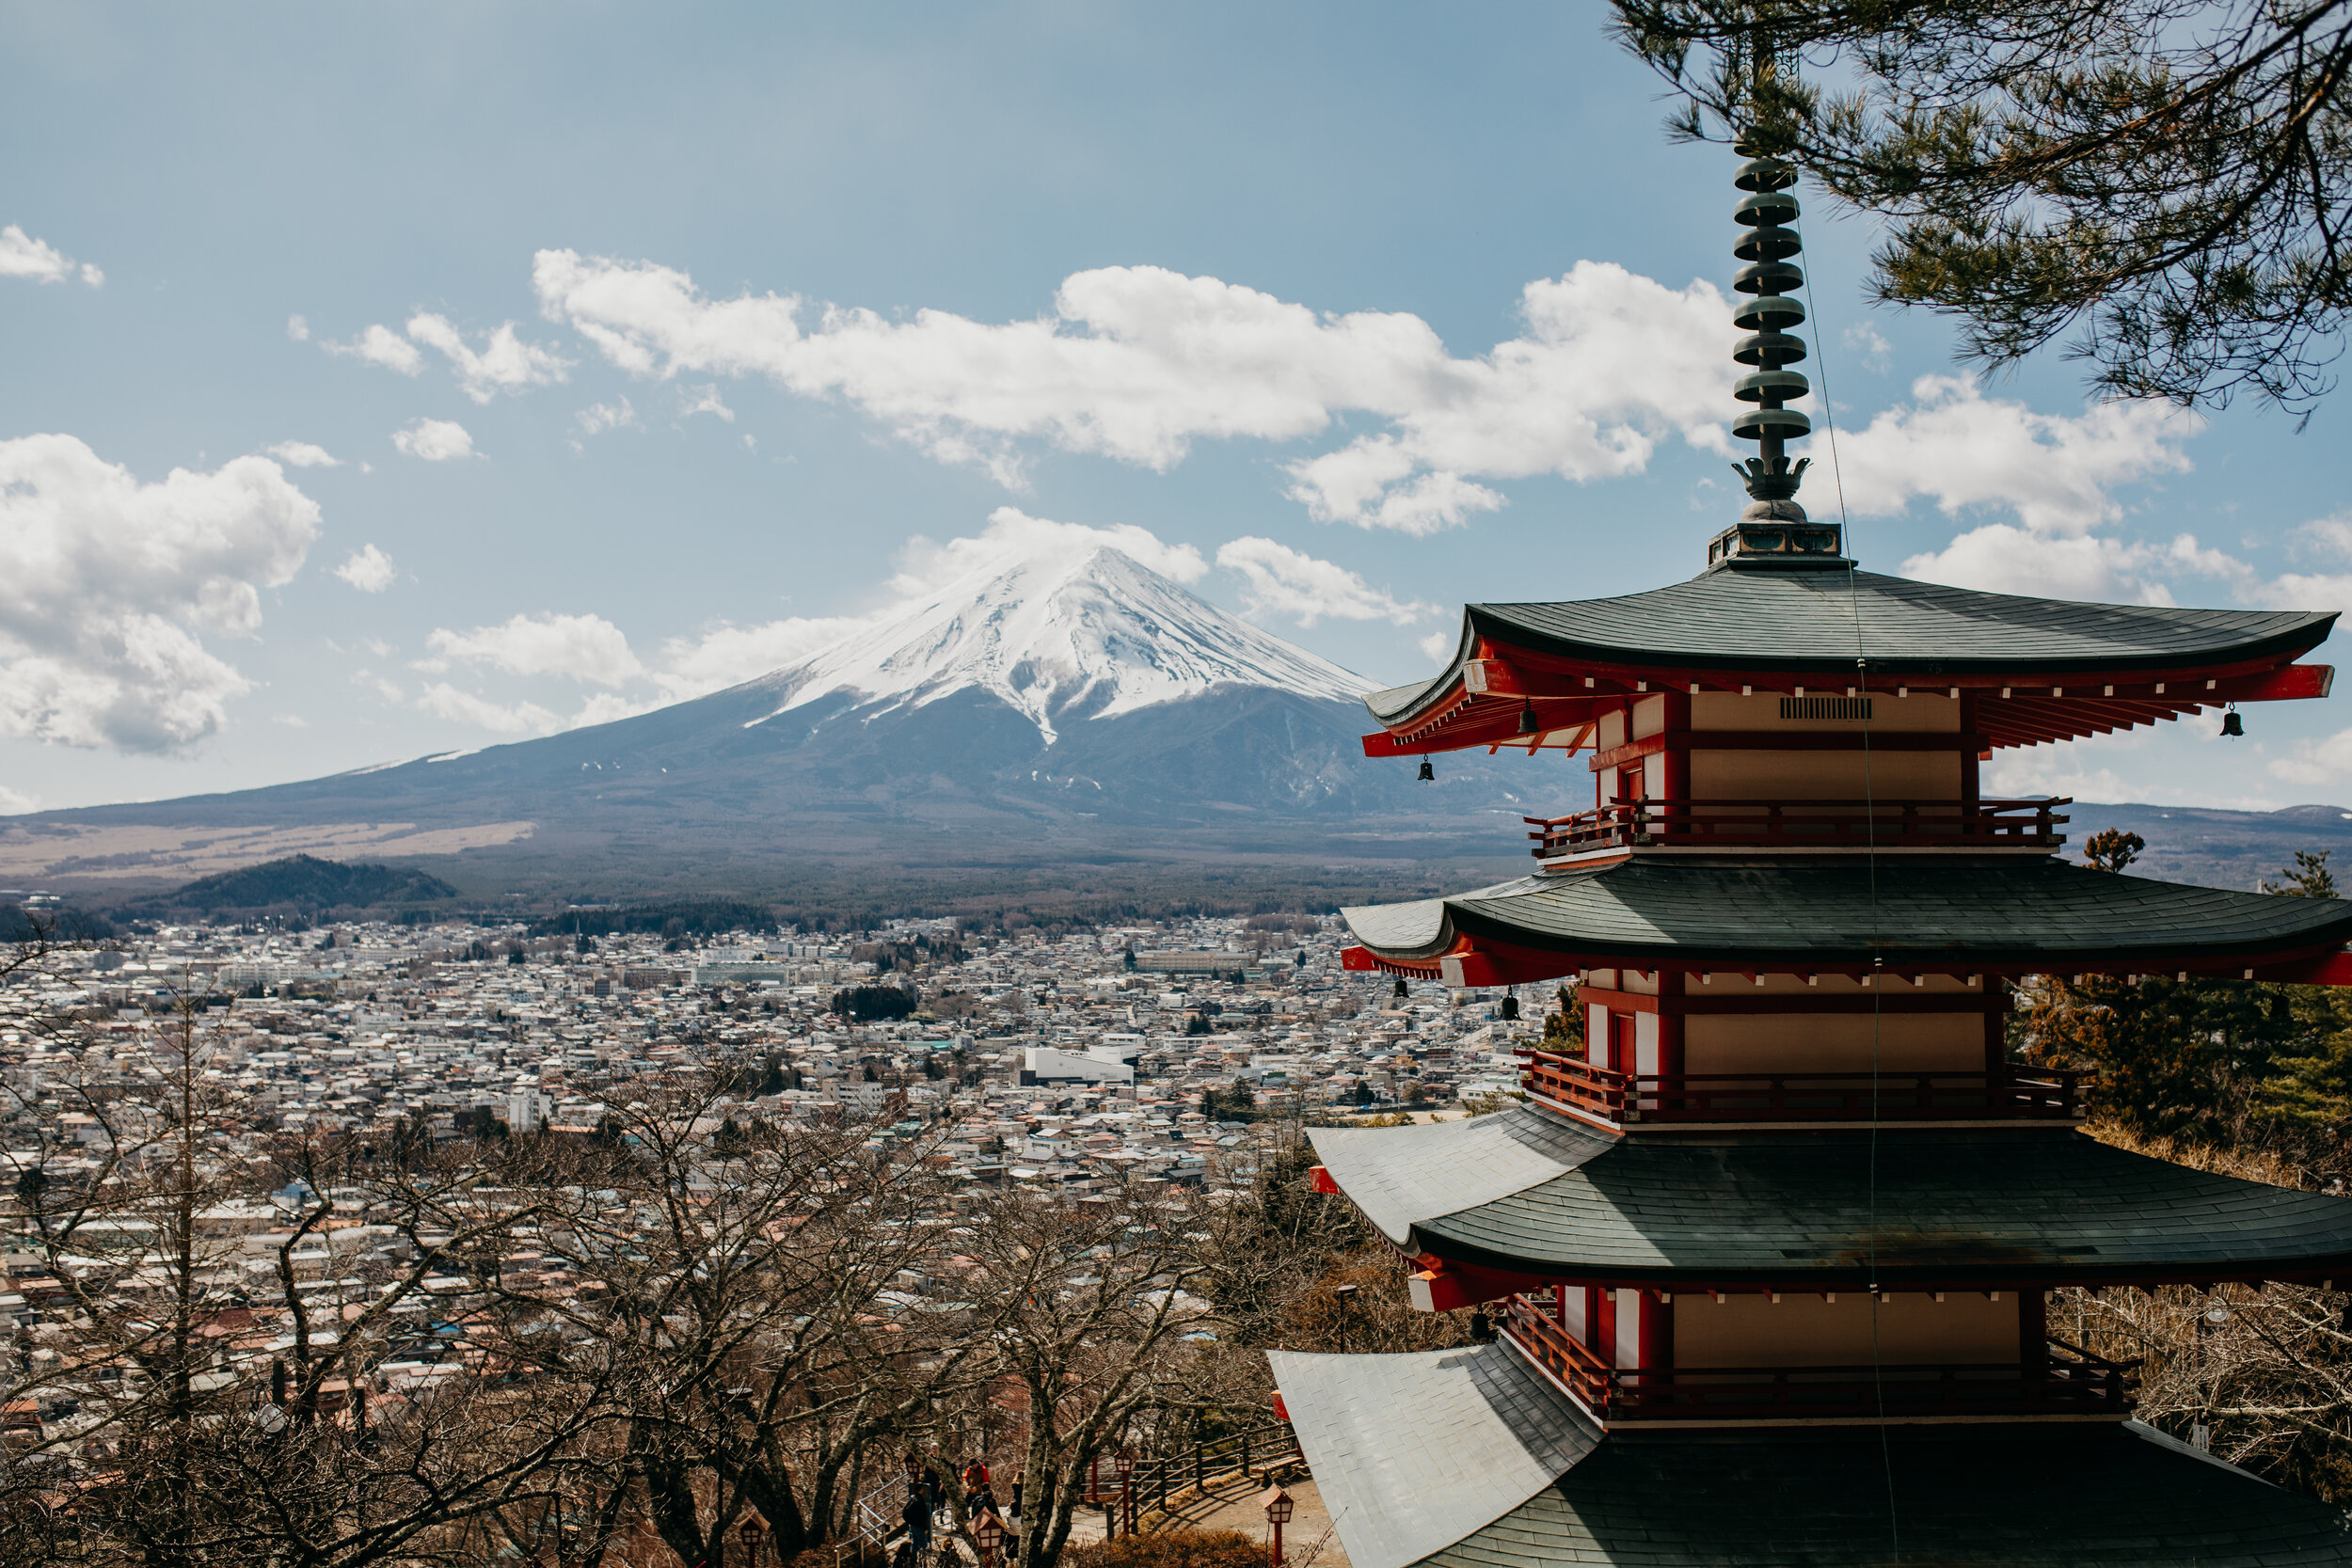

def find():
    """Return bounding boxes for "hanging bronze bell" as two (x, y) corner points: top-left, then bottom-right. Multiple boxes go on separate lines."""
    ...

(2222, 707), (2245, 737)
(1417, 758), (1435, 782)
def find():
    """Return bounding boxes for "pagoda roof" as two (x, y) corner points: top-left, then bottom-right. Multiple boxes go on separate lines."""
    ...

(1341, 857), (2352, 979)
(1266, 1344), (1598, 1568)
(1373, 568), (2333, 722)
(1361, 567), (2335, 755)
(1309, 1107), (2352, 1286)
(1276, 1341), (2352, 1567)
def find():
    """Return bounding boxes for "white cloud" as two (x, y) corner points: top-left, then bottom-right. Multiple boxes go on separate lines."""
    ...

(1866, 377), (2208, 601)
(325, 312), (570, 401)
(353, 669), (405, 705)
(1842, 323), (1892, 372)
(574, 397), (637, 436)
(681, 384), (734, 420)
(1851, 377), (2198, 538)
(887, 506), (1208, 597)
(1418, 630), (1454, 664)
(415, 682), (561, 736)
(265, 440), (340, 468)
(391, 418), (477, 462)
(2235, 512), (2352, 615)
(424, 611), (644, 687)
(569, 690), (662, 728)
(534, 252), (1734, 523)
(534, 250), (2208, 546)
(403, 312), (572, 403)
(0, 224), (101, 287)
(286, 314), (310, 341)
(1215, 537), (1432, 626)
(653, 614), (868, 699)
(335, 544), (396, 593)
(0, 434), (319, 751)
(329, 324), (424, 375)
(0, 784), (38, 815)
(1899, 526), (2250, 604)
(2268, 727), (2352, 790)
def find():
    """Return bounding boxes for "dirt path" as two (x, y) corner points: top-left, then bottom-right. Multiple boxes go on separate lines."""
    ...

(1144, 1469), (1352, 1568)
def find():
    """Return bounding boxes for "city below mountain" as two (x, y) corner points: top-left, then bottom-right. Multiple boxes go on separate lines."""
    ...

(2, 545), (2344, 902)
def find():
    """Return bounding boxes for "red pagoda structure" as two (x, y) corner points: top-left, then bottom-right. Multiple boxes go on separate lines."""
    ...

(1270, 142), (2352, 1564)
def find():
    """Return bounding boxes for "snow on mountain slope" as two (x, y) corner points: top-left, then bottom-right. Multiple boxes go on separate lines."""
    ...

(761, 546), (1370, 743)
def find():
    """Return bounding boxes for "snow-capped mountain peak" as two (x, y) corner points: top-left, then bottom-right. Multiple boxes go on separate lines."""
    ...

(763, 546), (1369, 742)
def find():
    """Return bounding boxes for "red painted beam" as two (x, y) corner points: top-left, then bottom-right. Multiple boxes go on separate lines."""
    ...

(1343, 933), (2352, 990)
(1364, 657), (2333, 756)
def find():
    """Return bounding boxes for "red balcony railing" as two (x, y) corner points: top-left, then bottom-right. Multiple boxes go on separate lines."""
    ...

(1517, 1048), (2088, 1126)
(1525, 798), (2070, 859)
(1502, 1295), (2137, 1423)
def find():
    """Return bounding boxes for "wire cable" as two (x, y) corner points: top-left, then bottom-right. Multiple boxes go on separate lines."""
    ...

(1804, 236), (1902, 1568)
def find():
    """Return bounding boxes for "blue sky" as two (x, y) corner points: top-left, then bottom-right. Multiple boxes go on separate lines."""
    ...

(3, 1), (2348, 815)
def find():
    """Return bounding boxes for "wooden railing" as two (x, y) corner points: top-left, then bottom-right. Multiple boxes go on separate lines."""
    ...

(1502, 1295), (2137, 1422)
(1526, 797), (2069, 858)
(1518, 1048), (2087, 1126)
(840, 1421), (1304, 1559)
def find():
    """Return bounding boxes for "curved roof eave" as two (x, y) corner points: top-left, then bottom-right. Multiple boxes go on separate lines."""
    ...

(1314, 1107), (2352, 1285)
(1342, 859), (2352, 971)
(1364, 571), (2335, 731)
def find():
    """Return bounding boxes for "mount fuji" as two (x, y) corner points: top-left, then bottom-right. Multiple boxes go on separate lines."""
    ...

(762, 545), (1367, 745)
(10, 546), (1551, 893)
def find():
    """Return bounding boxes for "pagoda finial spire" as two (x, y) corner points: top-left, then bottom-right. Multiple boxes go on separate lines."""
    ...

(1708, 112), (1845, 567)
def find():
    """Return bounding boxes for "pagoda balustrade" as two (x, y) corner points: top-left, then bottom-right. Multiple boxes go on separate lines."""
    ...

(1526, 798), (2070, 860)
(1501, 1295), (2137, 1423)
(1517, 1047), (2088, 1127)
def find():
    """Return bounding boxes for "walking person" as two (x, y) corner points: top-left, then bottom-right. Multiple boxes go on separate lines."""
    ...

(901, 1487), (932, 1564)
(961, 1456), (993, 1516)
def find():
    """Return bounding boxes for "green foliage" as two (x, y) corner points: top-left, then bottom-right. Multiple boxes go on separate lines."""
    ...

(2020, 845), (2352, 1143)
(2083, 828), (2145, 874)
(139, 854), (457, 915)
(1608, 0), (2352, 411)
(2265, 850), (2341, 899)
(1540, 986), (1585, 1051)
(832, 986), (916, 1022)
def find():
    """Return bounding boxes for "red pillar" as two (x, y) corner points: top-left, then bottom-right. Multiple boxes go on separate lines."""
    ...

(1660, 691), (1691, 806)
(1959, 691), (1981, 809)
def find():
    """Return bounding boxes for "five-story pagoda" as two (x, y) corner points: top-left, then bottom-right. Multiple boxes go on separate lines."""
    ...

(1268, 139), (2352, 1566)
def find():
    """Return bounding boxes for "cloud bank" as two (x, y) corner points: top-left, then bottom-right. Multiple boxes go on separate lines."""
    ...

(0, 435), (318, 751)
(0, 224), (102, 287)
(531, 250), (2199, 543)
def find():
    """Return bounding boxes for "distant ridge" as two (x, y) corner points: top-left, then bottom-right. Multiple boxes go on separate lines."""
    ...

(146, 854), (458, 914)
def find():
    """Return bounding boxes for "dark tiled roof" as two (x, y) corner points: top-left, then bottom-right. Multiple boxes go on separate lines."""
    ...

(1363, 570), (2333, 721)
(1268, 1343), (1598, 1568)
(1419, 1420), (2352, 1567)
(1341, 858), (2352, 967)
(1311, 1107), (2352, 1283)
